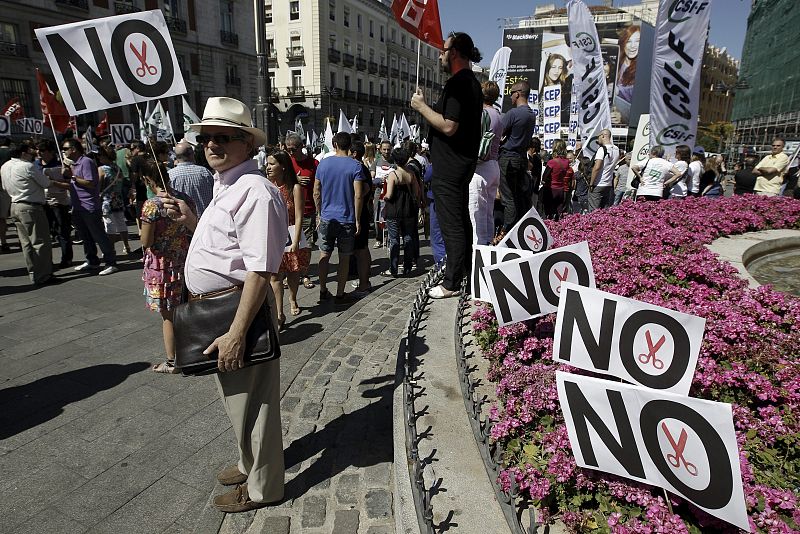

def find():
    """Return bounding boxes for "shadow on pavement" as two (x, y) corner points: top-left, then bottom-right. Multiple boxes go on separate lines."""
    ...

(282, 374), (396, 500)
(0, 362), (150, 439)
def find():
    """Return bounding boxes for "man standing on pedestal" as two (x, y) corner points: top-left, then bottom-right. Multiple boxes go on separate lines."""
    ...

(411, 31), (482, 299)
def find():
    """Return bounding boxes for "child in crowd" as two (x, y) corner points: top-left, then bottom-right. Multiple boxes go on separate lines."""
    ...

(139, 161), (195, 374)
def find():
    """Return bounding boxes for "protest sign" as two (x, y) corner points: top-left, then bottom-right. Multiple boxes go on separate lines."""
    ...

(542, 84), (562, 151)
(471, 245), (536, 302)
(553, 283), (705, 395)
(497, 206), (552, 253)
(0, 116), (9, 136)
(483, 241), (594, 326)
(21, 118), (44, 135)
(34, 10), (186, 116)
(111, 123), (136, 145)
(628, 113), (650, 187)
(556, 371), (750, 532)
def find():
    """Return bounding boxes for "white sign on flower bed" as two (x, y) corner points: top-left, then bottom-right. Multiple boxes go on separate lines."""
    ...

(483, 241), (595, 326)
(556, 371), (750, 532)
(470, 245), (536, 302)
(497, 206), (552, 253)
(553, 283), (705, 395)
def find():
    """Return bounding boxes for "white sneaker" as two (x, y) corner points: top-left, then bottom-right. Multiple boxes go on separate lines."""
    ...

(98, 265), (119, 276)
(74, 262), (100, 272)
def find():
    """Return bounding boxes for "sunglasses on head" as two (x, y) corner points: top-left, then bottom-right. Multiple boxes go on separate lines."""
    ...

(196, 133), (248, 146)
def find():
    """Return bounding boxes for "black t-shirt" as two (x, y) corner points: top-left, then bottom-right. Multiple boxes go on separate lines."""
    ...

(733, 168), (757, 195)
(429, 68), (482, 179)
(699, 170), (718, 192)
(129, 155), (149, 201)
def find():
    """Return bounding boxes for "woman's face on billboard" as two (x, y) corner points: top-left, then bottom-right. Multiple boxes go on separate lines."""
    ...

(625, 30), (640, 60)
(548, 57), (564, 83)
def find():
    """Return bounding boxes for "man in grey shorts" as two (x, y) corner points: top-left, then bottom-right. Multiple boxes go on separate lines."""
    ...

(313, 132), (368, 302)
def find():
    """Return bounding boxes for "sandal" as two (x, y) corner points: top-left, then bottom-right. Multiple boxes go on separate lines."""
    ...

(380, 270), (396, 278)
(152, 360), (179, 374)
(282, 279), (289, 289)
(290, 302), (301, 316)
(302, 277), (315, 289)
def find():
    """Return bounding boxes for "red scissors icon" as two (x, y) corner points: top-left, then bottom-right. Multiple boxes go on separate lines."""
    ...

(129, 41), (158, 77)
(553, 266), (569, 293)
(638, 330), (665, 369)
(661, 422), (698, 476)
(526, 230), (542, 249)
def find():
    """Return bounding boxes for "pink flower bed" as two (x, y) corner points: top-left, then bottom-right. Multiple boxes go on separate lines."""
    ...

(472, 196), (800, 533)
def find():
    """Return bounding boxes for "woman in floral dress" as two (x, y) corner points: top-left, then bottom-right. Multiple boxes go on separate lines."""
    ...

(266, 151), (310, 329)
(139, 161), (195, 373)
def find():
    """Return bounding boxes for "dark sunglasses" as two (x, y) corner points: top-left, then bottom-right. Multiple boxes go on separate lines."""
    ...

(196, 133), (248, 146)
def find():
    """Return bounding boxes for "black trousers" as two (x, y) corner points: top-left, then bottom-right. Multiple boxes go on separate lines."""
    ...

(44, 204), (73, 263)
(498, 153), (531, 231)
(431, 169), (474, 291)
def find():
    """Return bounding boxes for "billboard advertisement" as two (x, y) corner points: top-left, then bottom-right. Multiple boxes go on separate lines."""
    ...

(502, 13), (653, 134)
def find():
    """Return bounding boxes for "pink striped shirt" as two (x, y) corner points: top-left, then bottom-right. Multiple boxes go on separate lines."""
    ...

(184, 159), (288, 294)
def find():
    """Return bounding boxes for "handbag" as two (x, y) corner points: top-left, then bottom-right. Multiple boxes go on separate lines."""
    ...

(173, 286), (281, 376)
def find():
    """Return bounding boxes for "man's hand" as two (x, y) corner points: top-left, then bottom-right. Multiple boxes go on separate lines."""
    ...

(410, 86), (426, 111)
(355, 219), (361, 236)
(204, 331), (245, 372)
(160, 194), (198, 230)
(297, 175), (311, 187)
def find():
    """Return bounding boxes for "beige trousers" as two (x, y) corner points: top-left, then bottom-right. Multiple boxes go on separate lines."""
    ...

(214, 289), (284, 502)
(10, 203), (52, 284)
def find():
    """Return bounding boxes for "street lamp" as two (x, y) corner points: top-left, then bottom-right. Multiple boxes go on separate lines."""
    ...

(321, 86), (340, 129)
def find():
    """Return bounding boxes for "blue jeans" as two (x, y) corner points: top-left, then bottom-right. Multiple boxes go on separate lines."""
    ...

(386, 217), (416, 275)
(73, 207), (116, 266)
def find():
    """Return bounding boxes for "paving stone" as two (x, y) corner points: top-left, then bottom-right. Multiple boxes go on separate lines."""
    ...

(332, 347), (351, 359)
(366, 525), (394, 534)
(335, 473), (360, 505)
(368, 323), (387, 333)
(298, 361), (322, 377)
(365, 463), (392, 488)
(352, 312), (368, 320)
(332, 509), (360, 534)
(324, 360), (341, 374)
(342, 335), (359, 345)
(337, 366), (357, 382)
(281, 396), (301, 413)
(303, 386), (326, 404)
(325, 385), (349, 403)
(365, 489), (392, 519)
(313, 374), (331, 387)
(301, 495), (327, 528)
(258, 515), (290, 534)
(318, 406), (344, 426)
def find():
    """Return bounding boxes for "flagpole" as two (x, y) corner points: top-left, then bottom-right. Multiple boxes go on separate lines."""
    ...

(416, 38), (422, 91)
(135, 104), (168, 192)
(47, 114), (64, 163)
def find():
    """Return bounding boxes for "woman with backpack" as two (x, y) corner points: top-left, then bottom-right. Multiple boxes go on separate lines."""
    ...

(469, 81), (503, 245)
(381, 147), (421, 278)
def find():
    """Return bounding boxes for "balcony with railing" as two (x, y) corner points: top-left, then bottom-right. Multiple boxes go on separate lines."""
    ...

(425, 78), (433, 88)
(55, 0), (88, 9)
(400, 71), (408, 82)
(392, 98), (404, 107)
(380, 95), (389, 105)
(286, 46), (304, 62)
(368, 61), (378, 74)
(166, 16), (187, 35)
(343, 89), (356, 100)
(267, 49), (277, 66)
(356, 57), (367, 71)
(220, 30), (238, 47)
(287, 86), (305, 99)
(369, 94), (380, 104)
(357, 92), (369, 102)
(114, 1), (140, 14)
(391, 67), (399, 78)
(342, 53), (354, 67)
(0, 41), (28, 58)
(379, 65), (388, 77)
(226, 74), (241, 87)
(328, 47), (341, 64)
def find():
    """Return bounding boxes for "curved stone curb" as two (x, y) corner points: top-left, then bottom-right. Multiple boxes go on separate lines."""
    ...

(706, 229), (800, 288)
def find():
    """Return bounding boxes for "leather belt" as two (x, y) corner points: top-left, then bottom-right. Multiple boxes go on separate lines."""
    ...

(188, 285), (242, 302)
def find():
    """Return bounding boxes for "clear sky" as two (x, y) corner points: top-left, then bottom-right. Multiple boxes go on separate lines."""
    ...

(438, 0), (751, 66)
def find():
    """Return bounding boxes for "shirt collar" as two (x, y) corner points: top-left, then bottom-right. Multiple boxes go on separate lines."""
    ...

(215, 158), (259, 186)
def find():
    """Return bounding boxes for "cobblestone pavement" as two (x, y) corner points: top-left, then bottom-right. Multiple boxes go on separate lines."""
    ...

(0, 227), (430, 534)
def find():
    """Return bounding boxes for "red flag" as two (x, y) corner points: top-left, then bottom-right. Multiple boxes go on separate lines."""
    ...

(2, 97), (25, 122)
(36, 69), (71, 132)
(96, 112), (109, 137)
(391, 0), (444, 49)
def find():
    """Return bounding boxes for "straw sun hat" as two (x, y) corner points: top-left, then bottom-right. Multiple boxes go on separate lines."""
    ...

(189, 97), (266, 146)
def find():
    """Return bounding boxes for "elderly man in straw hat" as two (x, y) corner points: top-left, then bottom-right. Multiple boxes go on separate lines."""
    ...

(162, 97), (288, 512)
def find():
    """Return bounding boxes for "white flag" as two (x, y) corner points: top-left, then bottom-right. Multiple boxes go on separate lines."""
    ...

(389, 114), (399, 145)
(379, 117), (388, 142)
(648, 0), (711, 160)
(323, 120), (334, 151)
(399, 113), (412, 142)
(351, 114), (358, 133)
(295, 116), (305, 140)
(181, 95), (200, 143)
(337, 109), (353, 134)
(488, 46), (512, 112)
(567, 0), (612, 158)
(140, 101), (151, 141)
(311, 129), (318, 148)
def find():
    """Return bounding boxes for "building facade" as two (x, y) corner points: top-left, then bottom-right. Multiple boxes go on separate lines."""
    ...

(731, 0), (800, 154)
(0, 0), (256, 137)
(264, 0), (444, 141)
(698, 45), (739, 126)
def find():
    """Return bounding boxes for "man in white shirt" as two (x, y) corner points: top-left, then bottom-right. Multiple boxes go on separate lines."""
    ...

(0, 140), (54, 284)
(753, 138), (790, 196)
(588, 129), (621, 211)
(688, 146), (705, 197)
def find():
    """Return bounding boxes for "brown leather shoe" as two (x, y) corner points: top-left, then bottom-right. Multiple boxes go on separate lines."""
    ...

(216, 464), (247, 486)
(213, 483), (274, 513)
